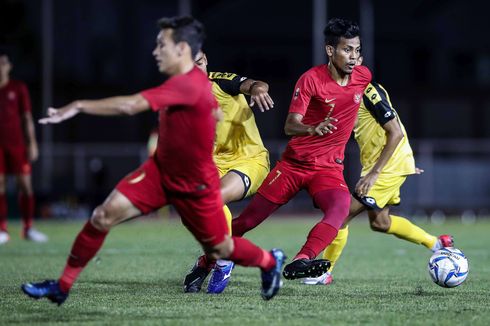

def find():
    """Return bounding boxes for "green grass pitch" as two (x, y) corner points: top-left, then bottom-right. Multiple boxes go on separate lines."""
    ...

(1, 217), (489, 325)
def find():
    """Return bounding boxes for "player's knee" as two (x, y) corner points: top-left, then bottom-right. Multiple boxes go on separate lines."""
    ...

(370, 217), (390, 232)
(90, 205), (116, 231)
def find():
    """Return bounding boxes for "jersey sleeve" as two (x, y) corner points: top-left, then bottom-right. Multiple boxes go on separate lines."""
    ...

(140, 75), (200, 111)
(355, 65), (373, 85)
(18, 82), (32, 113)
(362, 82), (396, 126)
(288, 72), (315, 115)
(208, 72), (246, 96)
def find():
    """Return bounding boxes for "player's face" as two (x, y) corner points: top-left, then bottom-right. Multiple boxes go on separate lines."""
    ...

(194, 51), (208, 73)
(0, 55), (12, 77)
(326, 36), (361, 75)
(152, 29), (181, 75)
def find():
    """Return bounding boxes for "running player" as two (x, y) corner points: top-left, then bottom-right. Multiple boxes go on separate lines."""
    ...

(21, 16), (285, 305)
(303, 58), (453, 285)
(194, 18), (371, 289)
(0, 52), (47, 244)
(183, 51), (273, 294)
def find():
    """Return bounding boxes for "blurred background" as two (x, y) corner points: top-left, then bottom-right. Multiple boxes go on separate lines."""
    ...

(1, 0), (489, 221)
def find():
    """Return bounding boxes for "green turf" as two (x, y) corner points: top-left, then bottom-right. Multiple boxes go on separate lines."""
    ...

(1, 217), (489, 325)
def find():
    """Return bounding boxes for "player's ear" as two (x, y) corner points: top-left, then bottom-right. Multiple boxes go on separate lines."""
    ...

(176, 42), (190, 58)
(325, 45), (334, 57)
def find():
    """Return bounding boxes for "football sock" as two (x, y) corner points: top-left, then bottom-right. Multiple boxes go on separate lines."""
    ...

(313, 189), (351, 230)
(229, 236), (275, 271)
(322, 226), (349, 272)
(295, 222), (338, 260)
(59, 220), (108, 293)
(197, 254), (215, 271)
(387, 215), (437, 250)
(232, 193), (280, 237)
(223, 205), (232, 235)
(0, 194), (7, 231)
(19, 193), (34, 234)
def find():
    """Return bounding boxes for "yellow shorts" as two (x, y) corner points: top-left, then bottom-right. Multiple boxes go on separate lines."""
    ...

(363, 174), (407, 209)
(216, 159), (269, 198)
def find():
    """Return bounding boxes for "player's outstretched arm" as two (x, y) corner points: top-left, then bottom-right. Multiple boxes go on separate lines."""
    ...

(284, 113), (338, 137)
(39, 94), (150, 124)
(240, 79), (274, 112)
(355, 118), (404, 196)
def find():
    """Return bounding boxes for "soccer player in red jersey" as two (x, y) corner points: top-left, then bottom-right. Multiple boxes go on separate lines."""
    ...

(0, 52), (47, 244)
(21, 16), (285, 305)
(221, 18), (371, 281)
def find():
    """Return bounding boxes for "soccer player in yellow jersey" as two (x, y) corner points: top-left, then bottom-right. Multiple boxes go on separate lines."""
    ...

(303, 58), (453, 285)
(182, 51), (273, 293)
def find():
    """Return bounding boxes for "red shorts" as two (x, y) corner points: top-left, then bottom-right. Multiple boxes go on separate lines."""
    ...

(257, 159), (349, 205)
(116, 158), (228, 247)
(0, 146), (31, 175)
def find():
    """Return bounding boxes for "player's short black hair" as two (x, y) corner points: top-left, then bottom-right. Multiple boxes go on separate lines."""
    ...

(157, 16), (205, 57)
(324, 18), (360, 47)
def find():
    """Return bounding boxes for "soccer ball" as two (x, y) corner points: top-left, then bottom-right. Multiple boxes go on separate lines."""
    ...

(428, 248), (469, 288)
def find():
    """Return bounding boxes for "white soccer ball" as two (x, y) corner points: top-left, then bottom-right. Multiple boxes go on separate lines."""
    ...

(428, 247), (469, 288)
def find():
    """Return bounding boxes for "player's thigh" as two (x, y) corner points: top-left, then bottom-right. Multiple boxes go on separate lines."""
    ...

(221, 160), (269, 202)
(171, 188), (228, 250)
(256, 160), (303, 205)
(115, 158), (168, 215)
(343, 195), (366, 226)
(367, 206), (391, 231)
(91, 189), (143, 230)
(366, 174), (407, 209)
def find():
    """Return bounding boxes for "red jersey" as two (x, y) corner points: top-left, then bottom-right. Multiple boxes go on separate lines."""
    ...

(0, 80), (32, 147)
(141, 66), (220, 194)
(283, 65), (372, 169)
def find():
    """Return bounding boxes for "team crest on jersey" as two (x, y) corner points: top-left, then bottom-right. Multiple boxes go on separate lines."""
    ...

(293, 87), (300, 99)
(8, 91), (16, 100)
(353, 92), (362, 104)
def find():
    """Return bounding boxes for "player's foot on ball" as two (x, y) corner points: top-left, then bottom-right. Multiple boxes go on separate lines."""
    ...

(302, 272), (333, 285)
(438, 234), (454, 248)
(183, 262), (210, 293)
(207, 261), (234, 294)
(23, 228), (48, 243)
(261, 248), (286, 300)
(21, 280), (68, 306)
(0, 231), (10, 245)
(283, 258), (330, 280)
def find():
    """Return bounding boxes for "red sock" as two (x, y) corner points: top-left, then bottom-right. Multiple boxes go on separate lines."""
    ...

(19, 193), (34, 234)
(0, 194), (7, 232)
(232, 194), (280, 237)
(295, 222), (338, 260)
(197, 254), (215, 271)
(59, 221), (108, 293)
(228, 237), (275, 271)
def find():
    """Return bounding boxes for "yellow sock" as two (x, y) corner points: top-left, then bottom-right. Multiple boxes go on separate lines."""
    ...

(387, 215), (437, 249)
(223, 205), (232, 236)
(322, 226), (349, 272)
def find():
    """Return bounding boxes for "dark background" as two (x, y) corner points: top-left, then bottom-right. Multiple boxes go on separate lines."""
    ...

(1, 0), (490, 216)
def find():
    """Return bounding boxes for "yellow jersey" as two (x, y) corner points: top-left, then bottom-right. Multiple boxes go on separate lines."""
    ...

(354, 82), (415, 177)
(208, 72), (269, 170)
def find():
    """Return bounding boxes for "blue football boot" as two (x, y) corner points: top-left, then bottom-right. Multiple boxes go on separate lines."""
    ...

(21, 280), (68, 306)
(261, 248), (286, 300)
(207, 261), (235, 294)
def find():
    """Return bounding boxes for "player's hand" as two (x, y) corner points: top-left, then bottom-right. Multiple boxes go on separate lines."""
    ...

(249, 84), (274, 112)
(27, 143), (39, 162)
(39, 104), (80, 124)
(355, 171), (379, 197)
(212, 107), (224, 122)
(312, 117), (338, 136)
(415, 167), (424, 174)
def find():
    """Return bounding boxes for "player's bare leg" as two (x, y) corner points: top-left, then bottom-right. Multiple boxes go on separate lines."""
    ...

(0, 174), (9, 244)
(21, 190), (142, 305)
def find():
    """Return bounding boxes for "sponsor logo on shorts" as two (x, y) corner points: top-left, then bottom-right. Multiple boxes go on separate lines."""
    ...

(268, 170), (282, 185)
(243, 175), (250, 187)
